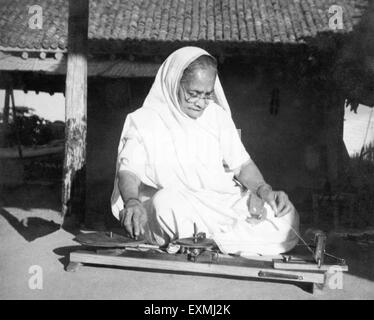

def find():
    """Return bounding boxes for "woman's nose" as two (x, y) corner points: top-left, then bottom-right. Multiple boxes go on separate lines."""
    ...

(195, 97), (208, 109)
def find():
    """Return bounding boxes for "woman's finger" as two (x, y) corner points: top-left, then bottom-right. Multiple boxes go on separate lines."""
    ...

(139, 209), (148, 231)
(259, 207), (267, 222)
(124, 209), (134, 237)
(140, 224), (146, 236)
(264, 191), (278, 216)
(119, 210), (126, 227)
(269, 199), (278, 216)
(132, 210), (141, 238)
(275, 192), (288, 215)
(246, 216), (262, 225)
(277, 203), (294, 217)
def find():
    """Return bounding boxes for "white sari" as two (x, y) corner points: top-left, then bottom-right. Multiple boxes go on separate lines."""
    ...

(111, 46), (299, 255)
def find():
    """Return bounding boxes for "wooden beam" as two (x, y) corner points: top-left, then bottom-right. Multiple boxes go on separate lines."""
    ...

(0, 145), (63, 159)
(62, 0), (89, 225)
(69, 250), (325, 285)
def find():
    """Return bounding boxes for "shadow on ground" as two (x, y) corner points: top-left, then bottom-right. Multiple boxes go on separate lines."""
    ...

(53, 245), (84, 269)
(0, 208), (60, 241)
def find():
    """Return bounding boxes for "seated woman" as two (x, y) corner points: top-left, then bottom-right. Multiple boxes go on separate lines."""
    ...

(111, 46), (299, 255)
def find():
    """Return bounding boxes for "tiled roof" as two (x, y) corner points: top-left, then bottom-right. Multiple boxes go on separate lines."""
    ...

(0, 0), (369, 51)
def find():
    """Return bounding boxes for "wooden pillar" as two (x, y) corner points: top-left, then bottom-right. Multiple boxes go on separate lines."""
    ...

(62, 0), (88, 225)
(10, 89), (23, 159)
(3, 88), (10, 126)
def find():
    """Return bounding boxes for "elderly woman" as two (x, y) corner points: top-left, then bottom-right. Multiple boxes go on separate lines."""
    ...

(111, 46), (299, 255)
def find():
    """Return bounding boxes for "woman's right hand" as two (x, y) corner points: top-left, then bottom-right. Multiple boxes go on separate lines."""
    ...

(119, 199), (148, 239)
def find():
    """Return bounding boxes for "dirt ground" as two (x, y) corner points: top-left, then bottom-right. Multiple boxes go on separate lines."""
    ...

(1, 184), (374, 300)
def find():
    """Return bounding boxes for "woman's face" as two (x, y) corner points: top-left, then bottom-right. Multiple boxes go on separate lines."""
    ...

(178, 67), (216, 119)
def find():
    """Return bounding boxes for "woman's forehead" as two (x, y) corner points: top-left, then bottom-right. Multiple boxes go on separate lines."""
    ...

(182, 68), (216, 90)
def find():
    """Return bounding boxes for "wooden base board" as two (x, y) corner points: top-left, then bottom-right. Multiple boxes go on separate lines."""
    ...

(68, 249), (326, 287)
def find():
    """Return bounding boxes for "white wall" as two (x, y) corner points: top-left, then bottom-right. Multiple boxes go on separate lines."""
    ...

(344, 104), (374, 155)
(0, 89), (65, 122)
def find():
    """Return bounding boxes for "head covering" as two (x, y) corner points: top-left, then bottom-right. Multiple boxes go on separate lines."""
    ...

(142, 46), (231, 125)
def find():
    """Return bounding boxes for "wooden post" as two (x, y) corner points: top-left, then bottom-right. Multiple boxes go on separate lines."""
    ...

(62, 0), (88, 226)
(10, 89), (23, 159)
(3, 88), (10, 126)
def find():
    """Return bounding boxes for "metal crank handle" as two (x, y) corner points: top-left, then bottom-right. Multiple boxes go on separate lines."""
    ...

(324, 252), (346, 265)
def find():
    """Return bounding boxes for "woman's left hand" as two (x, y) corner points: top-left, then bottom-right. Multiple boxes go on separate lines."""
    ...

(262, 190), (295, 218)
(246, 193), (268, 225)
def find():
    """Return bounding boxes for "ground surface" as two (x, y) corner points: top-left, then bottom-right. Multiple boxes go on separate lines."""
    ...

(1, 184), (374, 300)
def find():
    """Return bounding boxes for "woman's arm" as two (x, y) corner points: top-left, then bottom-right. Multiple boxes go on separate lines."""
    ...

(235, 161), (295, 217)
(118, 170), (147, 239)
(118, 170), (141, 203)
(234, 160), (268, 193)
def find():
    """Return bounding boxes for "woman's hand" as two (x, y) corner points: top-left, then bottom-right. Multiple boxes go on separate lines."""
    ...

(262, 190), (295, 218)
(119, 199), (148, 239)
(246, 193), (267, 225)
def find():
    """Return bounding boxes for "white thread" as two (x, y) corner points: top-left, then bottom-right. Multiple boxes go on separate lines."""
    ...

(276, 217), (315, 255)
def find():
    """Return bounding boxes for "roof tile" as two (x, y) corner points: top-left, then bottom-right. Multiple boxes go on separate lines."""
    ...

(214, 0), (223, 40)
